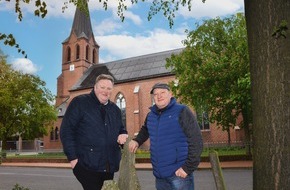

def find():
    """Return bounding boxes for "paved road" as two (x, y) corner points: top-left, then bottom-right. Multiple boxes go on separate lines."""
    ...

(0, 166), (252, 190)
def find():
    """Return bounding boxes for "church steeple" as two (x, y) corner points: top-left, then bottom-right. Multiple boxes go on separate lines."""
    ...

(70, 2), (94, 41)
(56, 1), (99, 106)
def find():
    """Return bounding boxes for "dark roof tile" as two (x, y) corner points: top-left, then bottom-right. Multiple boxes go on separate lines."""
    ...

(71, 48), (183, 91)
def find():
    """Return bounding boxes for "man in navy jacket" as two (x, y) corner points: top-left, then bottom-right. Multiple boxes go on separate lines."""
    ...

(60, 74), (128, 190)
(129, 82), (203, 190)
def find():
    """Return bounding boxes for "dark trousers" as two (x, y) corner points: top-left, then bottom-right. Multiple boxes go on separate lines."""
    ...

(73, 162), (114, 190)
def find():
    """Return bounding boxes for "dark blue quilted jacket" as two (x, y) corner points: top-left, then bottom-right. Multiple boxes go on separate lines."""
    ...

(147, 98), (188, 178)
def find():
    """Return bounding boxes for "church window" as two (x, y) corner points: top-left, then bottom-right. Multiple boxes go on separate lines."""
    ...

(116, 93), (126, 128)
(133, 85), (140, 93)
(50, 127), (59, 141)
(92, 49), (96, 63)
(86, 45), (89, 60)
(55, 127), (59, 140)
(196, 111), (210, 130)
(76, 44), (80, 60)
(67, 47), (71, 62)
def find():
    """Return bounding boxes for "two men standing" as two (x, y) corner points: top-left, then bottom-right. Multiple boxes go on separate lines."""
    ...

(60, 75), (203, 190)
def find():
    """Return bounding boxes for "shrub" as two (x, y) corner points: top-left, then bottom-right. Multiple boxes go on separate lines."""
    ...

(12, 184), (30, 190)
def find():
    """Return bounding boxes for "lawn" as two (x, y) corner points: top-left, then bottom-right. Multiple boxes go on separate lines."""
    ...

(201, 146), (247, 157)
(133, 146), (248, 159)
(3, 146), (248, 159)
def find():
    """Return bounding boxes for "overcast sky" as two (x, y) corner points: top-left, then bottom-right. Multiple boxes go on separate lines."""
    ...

(0, 0), (244, 95)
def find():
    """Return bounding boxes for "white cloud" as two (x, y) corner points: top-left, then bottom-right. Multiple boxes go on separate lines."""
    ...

(0, 0), (72, 19)
(97, 1), (142, 25)
(0, 1), (14, 11)
(45, 0), (75, 19)
(93, 19), (123, 35)
(178, 0), (244, 19)
(93, 0), (244, 63)
(11, 58), (39, 74)
(13, 0), (134, 19)
(96, 28), (186, 62)
(122, 11), (142, 25)
(99, 54), (118, 63)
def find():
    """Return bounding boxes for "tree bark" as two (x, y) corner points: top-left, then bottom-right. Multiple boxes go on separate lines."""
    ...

(244, 0), (290, 189)
(241, 109), (252, 156)
(227, 128), (231, 146)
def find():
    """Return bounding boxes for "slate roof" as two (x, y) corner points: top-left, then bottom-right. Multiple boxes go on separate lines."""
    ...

(71, 48), (184, 91)
(62, 3), (97, 44)
(71, 5), (93, 39)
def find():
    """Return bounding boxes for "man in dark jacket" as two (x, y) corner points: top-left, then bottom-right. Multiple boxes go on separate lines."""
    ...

(129, 82), (203, 190)
(60, 74), (128, 190)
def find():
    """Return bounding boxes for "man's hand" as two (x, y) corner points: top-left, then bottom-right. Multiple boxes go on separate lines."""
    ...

(129, 140), (139, 153)
(117, 134), (128, 145)
(175, 167), (188, 178)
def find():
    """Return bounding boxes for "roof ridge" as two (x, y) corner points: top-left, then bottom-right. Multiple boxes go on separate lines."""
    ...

(101, 48), (184, 64)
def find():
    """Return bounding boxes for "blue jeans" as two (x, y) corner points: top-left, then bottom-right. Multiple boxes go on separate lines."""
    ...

(155, 173), (194, 190)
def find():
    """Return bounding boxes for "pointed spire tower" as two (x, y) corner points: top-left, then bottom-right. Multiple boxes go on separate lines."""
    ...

(56, 1), (99, 106)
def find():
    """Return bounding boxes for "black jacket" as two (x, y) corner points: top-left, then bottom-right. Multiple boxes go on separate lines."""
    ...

(60, 90), (127, 173)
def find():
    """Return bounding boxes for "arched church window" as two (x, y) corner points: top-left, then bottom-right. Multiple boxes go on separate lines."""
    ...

(67, 47), (71, 62)
(76, 44), (80, 60)
(86, 45), (90, 61)
(55, 127), (59, 140)
(116, 93), (126, 128)
(92, 49), (96, 63)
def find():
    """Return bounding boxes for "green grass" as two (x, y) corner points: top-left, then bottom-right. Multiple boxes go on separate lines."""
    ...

(201, 146), (247, 157)
(3, 146), (247, 159)
(135, 146), (247, 159)
(135, 149), (150, 158)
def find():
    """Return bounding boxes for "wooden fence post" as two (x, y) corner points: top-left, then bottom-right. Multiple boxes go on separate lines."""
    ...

(209, 150), (227, 190)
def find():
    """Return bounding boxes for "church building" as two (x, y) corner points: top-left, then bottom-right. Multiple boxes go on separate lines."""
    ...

(43, 4), (245, 151)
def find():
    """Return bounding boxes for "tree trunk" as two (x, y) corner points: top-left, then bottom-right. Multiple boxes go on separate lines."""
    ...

(227, 128), (231, 146)
(1, 138), (7, 151)
(243, 124), (251, 156)
(244, 0), (290, 189)
(241, 109), (252, 156)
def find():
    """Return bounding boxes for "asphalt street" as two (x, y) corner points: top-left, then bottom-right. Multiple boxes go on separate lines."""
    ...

(0, 166), (252, 190)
